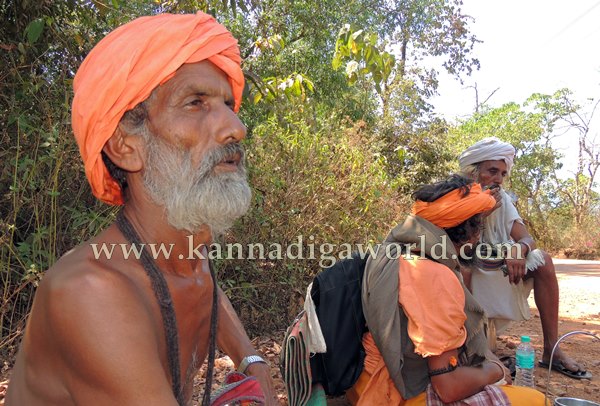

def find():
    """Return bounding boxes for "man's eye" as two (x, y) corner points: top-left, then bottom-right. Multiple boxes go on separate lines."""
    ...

(188, 98), (203, 106)
(225, 100), (235, 110)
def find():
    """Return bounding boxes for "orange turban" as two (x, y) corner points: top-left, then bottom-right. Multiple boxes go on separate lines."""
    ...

(411, 184), (496, 228)
(72, 12), (244, 205)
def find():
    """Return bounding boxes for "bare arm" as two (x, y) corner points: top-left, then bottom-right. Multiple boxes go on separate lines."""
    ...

(510, 221), (536, 252)
(50, 270), (179, 406)
(216, 288), (278, 405)
(485, 349), (513, 385)
(428, 349), (504, 403)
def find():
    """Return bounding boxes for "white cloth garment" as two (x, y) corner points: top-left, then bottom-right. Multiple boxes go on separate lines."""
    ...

(471, 189), (545, 333)
(303, 282), (327, 353)
(459, 137), (516, 173)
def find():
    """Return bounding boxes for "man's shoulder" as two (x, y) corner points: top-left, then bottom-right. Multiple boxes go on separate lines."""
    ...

(48, 223), (138, 283)
(41, 225), (149, 321)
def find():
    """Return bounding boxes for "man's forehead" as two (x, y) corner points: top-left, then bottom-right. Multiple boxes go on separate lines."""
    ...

(161, 60), (232, 96)
(480, 160), (507, 171)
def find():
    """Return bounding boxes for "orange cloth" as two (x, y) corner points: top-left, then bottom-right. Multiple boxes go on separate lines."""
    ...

(357, 333), (404, 406)
(355, 256), (466, 405)
(71, 12), (244, 205)
(350, 372), (547, 406)
(398, 256), (466, 357)
(351, 256), (548, 406)
(411, 183), (495, 228)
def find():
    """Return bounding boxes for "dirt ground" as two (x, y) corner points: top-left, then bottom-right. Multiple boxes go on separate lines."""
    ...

(500, 258), (600, 404)
(1, 259), (599, 405)
(200, 258), (600, 405)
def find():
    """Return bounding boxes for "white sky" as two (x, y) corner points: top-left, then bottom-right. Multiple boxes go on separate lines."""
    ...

(432, 0), (600, 177)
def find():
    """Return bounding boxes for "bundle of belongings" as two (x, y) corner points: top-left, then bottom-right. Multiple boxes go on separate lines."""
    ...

(280, 254), (368, 405)
(280, 215), (509, 405)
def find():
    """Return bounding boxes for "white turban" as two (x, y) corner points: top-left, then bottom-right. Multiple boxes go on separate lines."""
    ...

(459, 137), (516, 173)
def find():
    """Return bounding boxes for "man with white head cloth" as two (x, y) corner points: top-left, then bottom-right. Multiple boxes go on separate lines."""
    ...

(459, 137), (592, 380)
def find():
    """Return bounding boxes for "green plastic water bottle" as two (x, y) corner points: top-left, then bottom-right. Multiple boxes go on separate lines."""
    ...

(514, 335), (535, 387)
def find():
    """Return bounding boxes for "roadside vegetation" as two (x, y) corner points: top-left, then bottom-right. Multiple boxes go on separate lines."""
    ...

(1, 0), (598, 365)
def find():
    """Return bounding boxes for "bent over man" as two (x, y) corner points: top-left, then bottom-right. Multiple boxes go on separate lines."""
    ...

(459, 137), (591, 380)
(348, 175), (546, 405)
(6, 13), (277, 405)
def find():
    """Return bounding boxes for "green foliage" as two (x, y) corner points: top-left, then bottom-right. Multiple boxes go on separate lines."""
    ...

(1, 0), (106, 359)
(448, 91), (600, 255)
(448, 101), (563, 243)
(332, 25), (396, 94)
(8, 0), (595, 359)
(379, 0), (481, 79)
(388, 118), (456, 193)
(249, 72), (314, 104)
(222, 115), (401, 330)
(0, 0), (389, 352)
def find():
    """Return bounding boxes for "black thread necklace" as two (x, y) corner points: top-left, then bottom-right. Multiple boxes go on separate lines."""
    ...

(116, 210), (218, 406)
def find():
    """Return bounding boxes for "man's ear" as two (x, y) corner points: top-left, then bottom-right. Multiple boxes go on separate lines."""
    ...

(102, 125), (145, 173)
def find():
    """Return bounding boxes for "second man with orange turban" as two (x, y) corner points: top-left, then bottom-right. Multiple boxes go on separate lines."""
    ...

(348, 174), (546, 405)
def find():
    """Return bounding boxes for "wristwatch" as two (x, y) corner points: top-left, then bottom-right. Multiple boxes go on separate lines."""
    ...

(237, 355), (267, 374)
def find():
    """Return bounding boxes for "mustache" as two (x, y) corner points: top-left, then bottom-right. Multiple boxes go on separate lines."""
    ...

(196, 143), (246, 179)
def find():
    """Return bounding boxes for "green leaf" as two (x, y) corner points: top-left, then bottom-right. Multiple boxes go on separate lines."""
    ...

(340, 45), (351, 57)
(291, 79), (302, 96)
(304, 79), (314, 92)
(368, 32), (378, 46)
(372, 72), (382, 85)
(25, 19), (45, 45)
(332, 55), (341, 70)
(364, 47), (372, 63)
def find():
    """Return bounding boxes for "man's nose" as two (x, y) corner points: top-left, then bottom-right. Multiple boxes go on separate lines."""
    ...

(216, 107), (247, 144)
(493, 174), (504, 185)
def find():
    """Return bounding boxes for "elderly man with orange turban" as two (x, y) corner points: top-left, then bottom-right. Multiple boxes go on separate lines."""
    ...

(347, 175), (546, 405)
(6, 13), (277, 406)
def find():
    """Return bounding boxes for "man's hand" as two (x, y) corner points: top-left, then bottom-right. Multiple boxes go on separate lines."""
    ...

(216, 289), (280, 405)
(482, 187), (502, 218)
(505, 244), (527, 284)
(485, 350), (512, 385)
(245, 362), (279, 405)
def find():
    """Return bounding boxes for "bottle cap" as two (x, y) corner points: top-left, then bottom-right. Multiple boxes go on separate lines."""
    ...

(521, 335), (531, 343)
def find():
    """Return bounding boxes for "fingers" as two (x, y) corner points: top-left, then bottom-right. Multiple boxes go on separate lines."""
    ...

(506, 259), (526, 284)
(482, 190), (502, 217)
(491, 188), (502, 202)
(247, 363), (278, 405)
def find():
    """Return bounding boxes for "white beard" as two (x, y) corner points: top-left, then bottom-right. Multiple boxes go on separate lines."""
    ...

(142, 136), (251, 236)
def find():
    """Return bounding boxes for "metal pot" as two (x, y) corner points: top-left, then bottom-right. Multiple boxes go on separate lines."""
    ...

(554, 398), (600, 406)
(545, 331), (600, 406)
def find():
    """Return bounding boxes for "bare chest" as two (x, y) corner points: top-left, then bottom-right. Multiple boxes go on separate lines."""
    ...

(155, 273), (215, 401)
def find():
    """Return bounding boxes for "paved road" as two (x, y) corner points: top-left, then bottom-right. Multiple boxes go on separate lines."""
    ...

(554, 258), (600, 276)
(531, 258), (600, 320)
